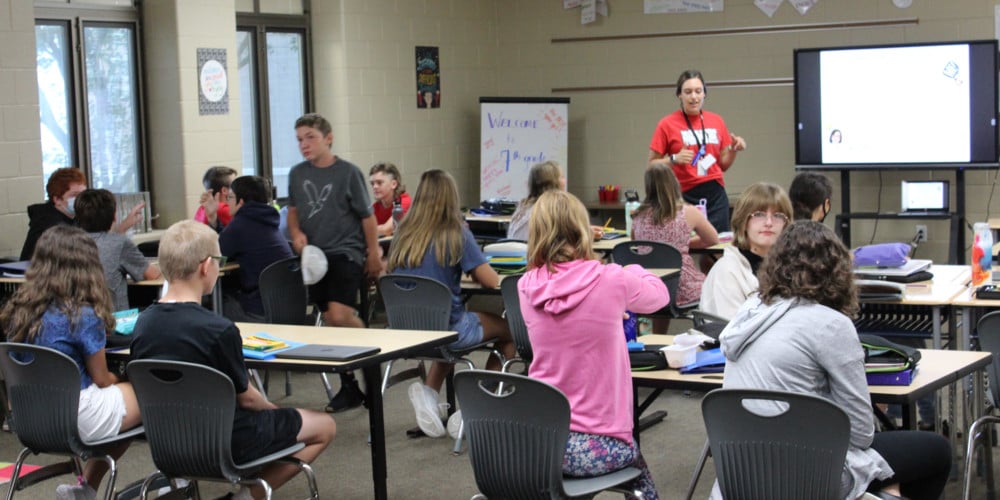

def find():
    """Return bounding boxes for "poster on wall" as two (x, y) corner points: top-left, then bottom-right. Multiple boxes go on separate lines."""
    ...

(416, 46), (440, 109)
(197, 48), (229, 115)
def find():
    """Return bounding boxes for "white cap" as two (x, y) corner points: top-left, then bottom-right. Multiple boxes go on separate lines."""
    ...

(301, 245), (328, 285)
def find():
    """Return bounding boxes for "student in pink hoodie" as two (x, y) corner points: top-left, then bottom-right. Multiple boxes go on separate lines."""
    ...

(518, 190), (669, 499)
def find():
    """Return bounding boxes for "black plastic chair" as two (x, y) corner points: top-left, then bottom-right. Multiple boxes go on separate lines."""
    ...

(456, 370), (644, 499)
(0, 343), (144, 500)
(964, 310), (1000, 500)
(378, 274), (503, 454)
(611, 240), (694, 318)
(258, 257), (330, 398)
(701, 388), (850, 500)
(499, 274), (532, 372)
(126, 359), (319, 500)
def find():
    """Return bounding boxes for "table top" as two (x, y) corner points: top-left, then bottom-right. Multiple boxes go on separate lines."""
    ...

(861, 264), (970, 306)
(459, 267), (679, 292)
(108, 322), (458, 373)
(593, 237), (729, 254)
(631, 334), (991, 404)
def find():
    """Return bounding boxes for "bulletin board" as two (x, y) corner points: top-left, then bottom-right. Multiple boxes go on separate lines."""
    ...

(479, 97), (569, 201)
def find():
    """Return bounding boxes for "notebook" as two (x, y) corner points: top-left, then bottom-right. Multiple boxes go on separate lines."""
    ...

(274, 344), (381, 362)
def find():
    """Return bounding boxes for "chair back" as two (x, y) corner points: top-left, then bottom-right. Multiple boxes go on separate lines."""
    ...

(378, 274), (452, 331)
(702, 388), (850, 500)
(500, 274), (532, 364)
(127, 360), (243, 482)
(259, 256), (311, 325)
(612, 240), (679, 312)
(977, 311), (1000, 407)
(455, 370), (570, 500)
(0, 343), (84, 455)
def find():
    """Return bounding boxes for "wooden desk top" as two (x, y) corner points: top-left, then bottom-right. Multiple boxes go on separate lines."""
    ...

(860, 264), (969, 306)
(464, 213), (511, 223)
(130, 229), (166, 245)
(631, 334), (991, 402)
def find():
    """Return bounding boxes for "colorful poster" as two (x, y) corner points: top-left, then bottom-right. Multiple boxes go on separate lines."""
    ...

(415, 46), (440, 109)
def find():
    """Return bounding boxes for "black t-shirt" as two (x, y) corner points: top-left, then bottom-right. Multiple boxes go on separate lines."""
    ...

(739, 247), (765, 276)
(130, 302), (248, 394)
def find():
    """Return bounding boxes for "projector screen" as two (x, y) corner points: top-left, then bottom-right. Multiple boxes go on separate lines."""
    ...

(794, 40), (999, 169)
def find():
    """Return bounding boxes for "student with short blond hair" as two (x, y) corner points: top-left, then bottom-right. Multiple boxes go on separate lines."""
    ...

(131, 220), (336, 500)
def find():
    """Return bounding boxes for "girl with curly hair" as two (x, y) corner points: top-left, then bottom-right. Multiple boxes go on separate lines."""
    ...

(718, 221), (950, 500)
(2, 225), (141, 499)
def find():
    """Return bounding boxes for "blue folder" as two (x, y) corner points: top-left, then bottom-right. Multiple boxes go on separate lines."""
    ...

(679, 347), (726, 374)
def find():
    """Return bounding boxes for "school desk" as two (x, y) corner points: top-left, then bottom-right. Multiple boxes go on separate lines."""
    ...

(458, 267), (679, 295)
(107, 322), (458, 500)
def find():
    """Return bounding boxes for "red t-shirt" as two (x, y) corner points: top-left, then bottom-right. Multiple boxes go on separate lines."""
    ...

(372, 192), (412, 224)
(194, 202), (232, 228)
(649, 109), (732, 193)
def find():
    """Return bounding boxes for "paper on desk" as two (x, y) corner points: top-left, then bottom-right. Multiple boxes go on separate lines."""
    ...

(241, 332), (306, 360)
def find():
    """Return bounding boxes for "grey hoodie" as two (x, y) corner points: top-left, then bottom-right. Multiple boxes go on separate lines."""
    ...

(717, 296), (893, 500)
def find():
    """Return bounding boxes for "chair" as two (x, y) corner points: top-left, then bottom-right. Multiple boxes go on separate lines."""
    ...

(126, 359), (319, 500)
(963, 310), (1000, 500)
(611, 240), (694, 319)
(455, 370), (644, 499)
(701, 388), (850, 500)
(258, 257), (331, 398)
(378, 274), (503, 454)
(499, 273), (532, 373)
(0, 343), (144, 500)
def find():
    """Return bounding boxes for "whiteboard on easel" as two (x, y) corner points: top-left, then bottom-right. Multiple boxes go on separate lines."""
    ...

(479, 97), (569, 202)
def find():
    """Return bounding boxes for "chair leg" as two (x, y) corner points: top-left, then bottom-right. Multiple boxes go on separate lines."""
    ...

(297, 462), (319, 499)
(4, 448), (31, 500)
(452, 418), (465, 456)
(95, 455), (117, 500)
(685, 439), (712, 500)
(138, 472), (166, 500)
(284, 371), (292, 396)
(965, 416), (1000, 500)
(320, 373), (335, 400)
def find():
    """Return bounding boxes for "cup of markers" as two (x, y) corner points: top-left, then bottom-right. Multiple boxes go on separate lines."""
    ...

(599, 184), (620, 203)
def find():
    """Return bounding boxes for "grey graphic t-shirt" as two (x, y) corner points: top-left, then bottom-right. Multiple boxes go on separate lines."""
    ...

(287, 158), (373, 264)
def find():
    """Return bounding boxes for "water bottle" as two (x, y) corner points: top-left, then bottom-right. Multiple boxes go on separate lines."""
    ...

(972, 222), (993, 286)
(624, 189), (641, 237)
(622, 311), (638, 343)
(392, 199), (404, 224)
(695, 198), (708, 219)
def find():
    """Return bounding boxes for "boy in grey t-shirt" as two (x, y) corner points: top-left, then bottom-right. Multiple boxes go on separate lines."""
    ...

(74, 189), (161, 311)
(287, 113), (383, 412)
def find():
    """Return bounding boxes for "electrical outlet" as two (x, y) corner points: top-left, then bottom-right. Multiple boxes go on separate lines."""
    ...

(915, 224), (928, 242)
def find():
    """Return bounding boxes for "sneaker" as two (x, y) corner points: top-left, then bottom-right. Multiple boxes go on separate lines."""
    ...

(156, 478), (190, 497)
(447, 410), (463, 440)
(324, 379), (365, 413)
(408, 382), (446, 438)
(56, 483), (97, 500)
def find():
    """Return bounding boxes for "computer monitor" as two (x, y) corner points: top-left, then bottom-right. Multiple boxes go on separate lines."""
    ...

(900, 180), (949, 213)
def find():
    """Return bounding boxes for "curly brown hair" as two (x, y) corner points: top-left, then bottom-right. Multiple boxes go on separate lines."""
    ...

(757, 221), (858, 317)
(1, 225), (115, 342)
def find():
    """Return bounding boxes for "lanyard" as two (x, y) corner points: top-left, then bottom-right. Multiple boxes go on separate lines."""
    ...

(682, 111), (706, 151)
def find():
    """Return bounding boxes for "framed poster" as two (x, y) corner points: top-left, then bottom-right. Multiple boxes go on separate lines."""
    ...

(415, 46), (440, 108)
(198, 48), (229, 115)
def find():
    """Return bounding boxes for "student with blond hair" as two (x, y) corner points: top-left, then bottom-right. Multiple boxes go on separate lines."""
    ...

(388, 169), (515, 438)
(2, 225), (142, 500)
(131, 221), (336, 500)
(518, 190), (668, 499)
(700, 182), (792, 319)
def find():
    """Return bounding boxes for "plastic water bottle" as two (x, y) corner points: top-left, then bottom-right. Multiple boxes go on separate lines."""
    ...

(624, 189), (640, 237)
(972, 222), (993, 286)
(696, 198), (708, 219)
(392, 199), (404, 224)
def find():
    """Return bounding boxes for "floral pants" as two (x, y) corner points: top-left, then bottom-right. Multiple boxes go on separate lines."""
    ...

(563, 431), (658, 499)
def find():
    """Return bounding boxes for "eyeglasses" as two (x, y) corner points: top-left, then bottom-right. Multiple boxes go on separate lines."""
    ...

(748, 211), (788, 224)
(206, 255), (228, 267)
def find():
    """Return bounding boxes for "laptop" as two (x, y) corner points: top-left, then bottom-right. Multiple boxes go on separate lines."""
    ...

(0, 260), (30, 276)
(900, 180), (949, 214)
(854, 258), (932, 278)
(274, 344), (381, 362)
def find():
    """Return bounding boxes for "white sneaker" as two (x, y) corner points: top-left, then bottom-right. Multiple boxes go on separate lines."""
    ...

(447, 410), (463, 440)
(155, 478), (190, 497)
(55, 483), (97, 500)
(408, 382), (446, 438)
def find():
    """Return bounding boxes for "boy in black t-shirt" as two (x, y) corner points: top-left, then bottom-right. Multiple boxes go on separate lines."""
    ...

(131, 220), (335, 499)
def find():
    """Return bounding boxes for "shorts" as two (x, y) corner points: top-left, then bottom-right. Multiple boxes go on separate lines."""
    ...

(78, 383), (127, 442)
(231, 407), (303, 464)
(309, 253), (364, 312)
(448, 311), (485, 351)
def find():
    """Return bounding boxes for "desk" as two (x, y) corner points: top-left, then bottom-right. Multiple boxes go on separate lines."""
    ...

(594, 238), (729, 258)
(631, 334), (991, 480)
(464, 213), (511, 241)
(110, 322), (458, 500)
(855, 264), (969, 349)
(459, 268), (680, 295)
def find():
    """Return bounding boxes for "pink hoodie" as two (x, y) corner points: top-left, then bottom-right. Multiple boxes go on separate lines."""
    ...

(518, 260), (669, 441)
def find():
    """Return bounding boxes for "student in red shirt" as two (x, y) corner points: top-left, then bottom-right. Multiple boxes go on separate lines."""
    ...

(369, 162), (411, 237)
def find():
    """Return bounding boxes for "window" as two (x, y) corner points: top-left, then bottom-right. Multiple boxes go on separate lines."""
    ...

(35, 7), (146, 194)
(237, 13), (310, 198)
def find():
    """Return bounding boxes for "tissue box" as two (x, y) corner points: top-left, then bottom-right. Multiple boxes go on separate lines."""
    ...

(662, 343), (698, 369)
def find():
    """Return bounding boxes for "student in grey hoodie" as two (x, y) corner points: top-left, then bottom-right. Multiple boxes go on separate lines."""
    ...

(718, 221), (950, 500)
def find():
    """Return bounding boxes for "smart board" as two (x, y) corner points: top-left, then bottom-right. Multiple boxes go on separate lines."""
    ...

(480, 97), (569, 201)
